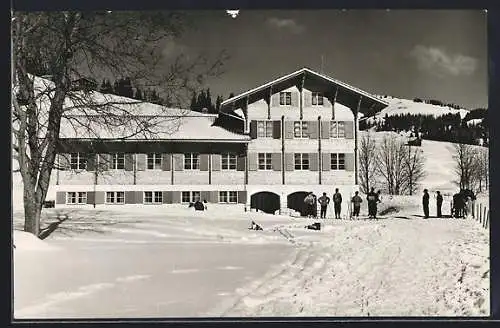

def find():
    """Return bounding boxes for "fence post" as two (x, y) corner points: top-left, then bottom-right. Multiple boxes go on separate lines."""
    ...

(484, 206), (487, 227)
(479, 204), (482, 222)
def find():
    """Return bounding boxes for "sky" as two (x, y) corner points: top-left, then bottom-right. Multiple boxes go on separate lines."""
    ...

(166, 10), (488, 109)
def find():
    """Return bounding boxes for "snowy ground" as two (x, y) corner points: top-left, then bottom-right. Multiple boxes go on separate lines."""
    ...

(13, 202), (489, 318)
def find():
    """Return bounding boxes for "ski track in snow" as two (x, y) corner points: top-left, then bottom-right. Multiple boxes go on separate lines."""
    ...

(208, 219), (489, 317)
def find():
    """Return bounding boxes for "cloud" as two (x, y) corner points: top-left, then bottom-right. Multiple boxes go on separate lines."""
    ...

(410, 45), (477, 77)
(267, 17), (305, 34)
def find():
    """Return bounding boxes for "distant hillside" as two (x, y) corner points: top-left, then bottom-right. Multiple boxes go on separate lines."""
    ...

(361, 96), (487, 146)
(369, 95), (470, 124)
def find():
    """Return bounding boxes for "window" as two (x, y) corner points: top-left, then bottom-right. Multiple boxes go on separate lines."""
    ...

(106, 191), (125, 204)
(294, 153), (310, 170)
(294, 121), (308, 138)
(219, 191), (238, 203)
(330, 121), (346, 138)
(279, 92), (292, 106)
(221, 153), (237, 170)
(66, 192), (87, 204)
(331, 153), (346, 170)
(258, 153), (273, 170)
(144, 191), (163, 204)
(181, 191), (201, 203)
(184, 153), (200, 170)
(312, 92), (324, 106)
(70, 153), (86, 170)
(112, 153), (125, 170)
(147, 153), (162, 170)
(257, 121), (273, 138)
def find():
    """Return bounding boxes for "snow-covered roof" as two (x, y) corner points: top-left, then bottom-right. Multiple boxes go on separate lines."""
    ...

(21, 76), (248, 142)
(59, 115), (249, 142)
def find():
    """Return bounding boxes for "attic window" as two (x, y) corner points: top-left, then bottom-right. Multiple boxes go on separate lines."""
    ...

(279, 92), (291, 106)
(312, 92), (324, 106)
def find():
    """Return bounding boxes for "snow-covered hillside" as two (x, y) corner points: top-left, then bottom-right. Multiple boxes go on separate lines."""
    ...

(368, 96), (470, 124)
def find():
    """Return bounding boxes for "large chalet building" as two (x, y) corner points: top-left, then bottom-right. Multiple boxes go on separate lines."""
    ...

(53, 68), (388, 216)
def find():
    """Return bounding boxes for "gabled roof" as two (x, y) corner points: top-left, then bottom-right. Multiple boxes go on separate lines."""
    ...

(221, 67), (389, 115)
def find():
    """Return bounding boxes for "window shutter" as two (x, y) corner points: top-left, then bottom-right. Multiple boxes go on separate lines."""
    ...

(308, 121), (318, 139)
(212, 154), (221, 171)
(291, 92), (299, 107)
(345, 153), (355, 171)
(173, 154), (184, 171)
(59, 154), (71, 170)
(101, 154), (113, 171)
(125, 154), (134, 171)
(163, 191), (173, 204)
(237, 191), (247, 204)
(284, 121), (294, 139)
(250, 120), (257, 139)
(172, 191), (181, 203)
(86, 191), (95, 204)
(271, 93), (280, 107)
(345, 121), (354, 139)
(322, 153), (331, 171)
(236, 155), (245, 171)
(285, 153), (294, 171)
(304, 91), (312, 107)
(162, 154), (171, 171)
(321, 121), (330, 139)
(200, 154), (209, 171)
(86, 154), (96, 171)
(95, 192), (105, 204)
(209, 191), (219, 203)
(272, 153), (282, 171)
(135, 191), (144, 204)
(136, 154), (146, 171)
(309, 153), (319, 171)
(201, 191), (210, 202)
(248, 153), (258, 171)
(56, 192), (66, 204)
(272, 120), (281, 139)
(125, 191), (135, 204)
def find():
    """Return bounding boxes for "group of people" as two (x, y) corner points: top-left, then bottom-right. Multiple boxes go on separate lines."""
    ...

(303, 187), (383, 220)
(423, 189), (475, 219)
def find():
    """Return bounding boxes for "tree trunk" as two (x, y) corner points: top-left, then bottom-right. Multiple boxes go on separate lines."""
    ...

(23, 188), (41, 236)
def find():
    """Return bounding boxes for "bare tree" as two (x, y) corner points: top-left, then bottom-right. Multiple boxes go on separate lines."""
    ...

(376, 135), (408, 195)
(12, 11), (227, 236)
(402, 145), (426, 195)
(359, 132), (378, 193)
(452, 143), (482, 191)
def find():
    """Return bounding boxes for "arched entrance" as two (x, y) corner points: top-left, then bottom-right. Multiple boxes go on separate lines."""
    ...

(287, 191), (310, 217)
(250, 192), (280, 214)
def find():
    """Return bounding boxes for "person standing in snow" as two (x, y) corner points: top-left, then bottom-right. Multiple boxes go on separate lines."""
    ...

(303, 192), (315, 218)
(318, 192), (330, 219)
(422, 189), (430, 218)
(351, 191), (363, 218)
(367, 187), (378, 219)
(333, 188), (343, 219)
(436, 191), (443, 218)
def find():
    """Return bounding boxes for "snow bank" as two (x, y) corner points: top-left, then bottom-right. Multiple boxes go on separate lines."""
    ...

(13, 230), (60, 252)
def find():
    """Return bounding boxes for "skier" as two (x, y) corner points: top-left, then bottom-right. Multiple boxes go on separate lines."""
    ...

(351, 191), (363, 219)
(318, 192), (330, 219)
(333, 188), (342, 219)
(366, 187), (378, 219)
(436, 191), (443, 218)
(422, 189), (430, 218)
